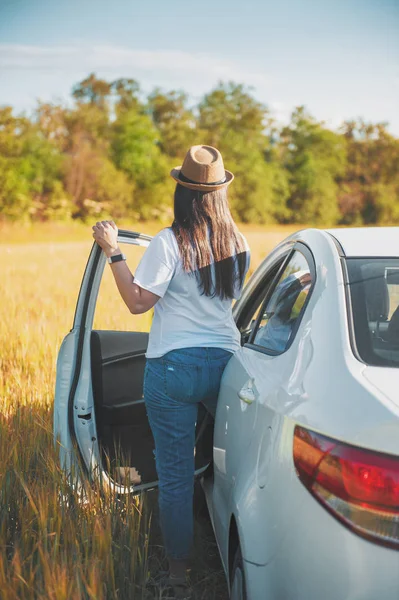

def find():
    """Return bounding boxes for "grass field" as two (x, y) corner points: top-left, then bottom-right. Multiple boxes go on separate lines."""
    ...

(0, 221), (300, 599)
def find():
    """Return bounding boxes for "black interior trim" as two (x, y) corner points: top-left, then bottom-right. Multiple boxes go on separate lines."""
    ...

(78, 413), (92, 420)
(90, 329), (157, 481)
(103, 351), (146, 365)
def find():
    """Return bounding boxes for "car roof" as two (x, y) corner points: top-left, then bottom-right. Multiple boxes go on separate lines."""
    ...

(325, 227), (399, 257)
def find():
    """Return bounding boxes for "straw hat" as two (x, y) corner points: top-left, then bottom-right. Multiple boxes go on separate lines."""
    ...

(170, 145), (234, 191)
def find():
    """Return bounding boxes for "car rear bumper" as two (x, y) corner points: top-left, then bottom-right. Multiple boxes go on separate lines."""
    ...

(243, 495), (399, 600)
(245, 545), (399, 600)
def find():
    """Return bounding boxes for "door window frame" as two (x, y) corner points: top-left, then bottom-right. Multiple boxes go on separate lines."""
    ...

(68, 230), (151, 481)
(244, 242), (316, 356)
(234, 241), (294, 333)
(72, 230), (152, 331)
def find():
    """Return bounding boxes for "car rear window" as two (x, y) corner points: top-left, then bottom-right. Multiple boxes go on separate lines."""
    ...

(346, 258), (399, 367)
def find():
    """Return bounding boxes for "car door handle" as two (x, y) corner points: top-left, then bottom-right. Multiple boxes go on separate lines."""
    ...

(238, 378), (257, 404)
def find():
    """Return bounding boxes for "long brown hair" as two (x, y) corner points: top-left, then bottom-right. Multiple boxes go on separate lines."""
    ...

(171, 184), (247, 300)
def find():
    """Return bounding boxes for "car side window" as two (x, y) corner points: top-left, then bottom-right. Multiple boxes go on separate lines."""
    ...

(238, 261), (286, 345)
(251, 250), (313, 353)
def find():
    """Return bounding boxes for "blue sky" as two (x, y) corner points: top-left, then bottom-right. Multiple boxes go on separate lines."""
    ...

(0, 0), (398, 134)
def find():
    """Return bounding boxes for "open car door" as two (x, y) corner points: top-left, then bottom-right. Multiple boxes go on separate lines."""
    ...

(54, 229), (213, 494)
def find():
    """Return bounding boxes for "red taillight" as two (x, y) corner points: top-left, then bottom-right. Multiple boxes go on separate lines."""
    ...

(293, 425), (399, 548)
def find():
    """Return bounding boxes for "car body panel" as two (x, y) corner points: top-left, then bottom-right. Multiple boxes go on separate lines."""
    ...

(243, 498), (399, 600)
(211, 347), (261, 561)
(363, 367), (399, 410)
(54, 329), (80, 475)
(205, 227), (399, 597)
(327, 226), (399, 257)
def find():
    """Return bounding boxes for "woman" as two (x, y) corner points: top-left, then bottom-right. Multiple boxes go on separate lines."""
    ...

(92, 145), (250, 598)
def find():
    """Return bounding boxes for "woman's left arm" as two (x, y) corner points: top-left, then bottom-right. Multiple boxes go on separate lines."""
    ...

(92, 220), (160, 315)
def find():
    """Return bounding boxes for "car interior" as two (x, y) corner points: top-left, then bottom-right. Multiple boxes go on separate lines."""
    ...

(354, 263), (399, 365)
(90, 330), (214, 486)
(238, 262), (284, 345)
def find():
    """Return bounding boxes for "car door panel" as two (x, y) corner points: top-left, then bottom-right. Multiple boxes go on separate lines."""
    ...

(91, 330), (148, 417)
(54, 329), (80, 475)
(212, 347), (259, 562)
(90, 330), (157, 484)
(211, 249), (292, 558)
(54, 227), (215, 496)
(211, 242), (317, 567)
(89, 328), (212, 485)
(229, 348), (303, 565)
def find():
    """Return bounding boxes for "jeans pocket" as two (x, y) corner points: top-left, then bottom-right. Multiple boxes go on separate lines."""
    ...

(208, 362), (227, 399)
(164, 362), (199, 403)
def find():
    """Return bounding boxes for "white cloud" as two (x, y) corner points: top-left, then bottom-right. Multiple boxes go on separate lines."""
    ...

(2, 43), (397, 135)
(0, 43), (269, 94)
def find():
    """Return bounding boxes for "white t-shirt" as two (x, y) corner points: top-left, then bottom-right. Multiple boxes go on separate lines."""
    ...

(133, 228), (250, 358)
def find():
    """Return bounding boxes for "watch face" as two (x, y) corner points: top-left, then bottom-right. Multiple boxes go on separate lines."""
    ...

(109, 253), (126, 263)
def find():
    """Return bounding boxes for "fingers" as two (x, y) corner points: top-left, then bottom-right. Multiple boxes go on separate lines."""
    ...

(93, 220), (114, 228)
(92, 220), (116, 227)
(103, 219), (118, 231)
(92, 220), (117, 238)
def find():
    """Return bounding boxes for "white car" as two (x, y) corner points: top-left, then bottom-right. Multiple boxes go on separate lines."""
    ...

(54, 227), (399, 600)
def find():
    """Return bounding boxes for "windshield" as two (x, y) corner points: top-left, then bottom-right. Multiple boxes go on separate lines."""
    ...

(346, 258), (399, 367)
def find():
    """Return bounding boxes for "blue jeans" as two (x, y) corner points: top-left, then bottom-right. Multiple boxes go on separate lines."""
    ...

(143, 347), (233, 560)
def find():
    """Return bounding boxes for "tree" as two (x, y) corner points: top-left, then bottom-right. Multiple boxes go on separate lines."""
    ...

(198, 83), (290, 223)
(111, 108), (172, 219)
(72, 73), (111, 111)
(0, 107), (69, 221)
(64, 150), (134, 221)
(111, 78), (141, 115)
(339, 120), (399, 224)
(1, 74), (398, 225)
(281, 107), (347, 225)
(148, 89), (196, 158)
(36, 102), (69, 151)
(198, 82), (267, 149)
(62, 78), (130, 219)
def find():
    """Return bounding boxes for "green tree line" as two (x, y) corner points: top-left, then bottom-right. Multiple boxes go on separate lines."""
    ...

(1, 73), (398, 225)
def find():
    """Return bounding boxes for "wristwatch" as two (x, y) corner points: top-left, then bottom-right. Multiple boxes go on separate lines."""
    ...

(107, 253), (127, 264)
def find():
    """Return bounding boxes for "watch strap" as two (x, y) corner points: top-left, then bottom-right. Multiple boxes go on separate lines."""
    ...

(107, 253), (127, 264)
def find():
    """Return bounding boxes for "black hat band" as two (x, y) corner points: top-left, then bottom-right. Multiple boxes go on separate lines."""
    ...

(178, 172), (227, 186)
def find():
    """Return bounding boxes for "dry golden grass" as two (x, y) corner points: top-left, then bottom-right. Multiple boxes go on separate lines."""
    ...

(0, 221), (301, 599)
